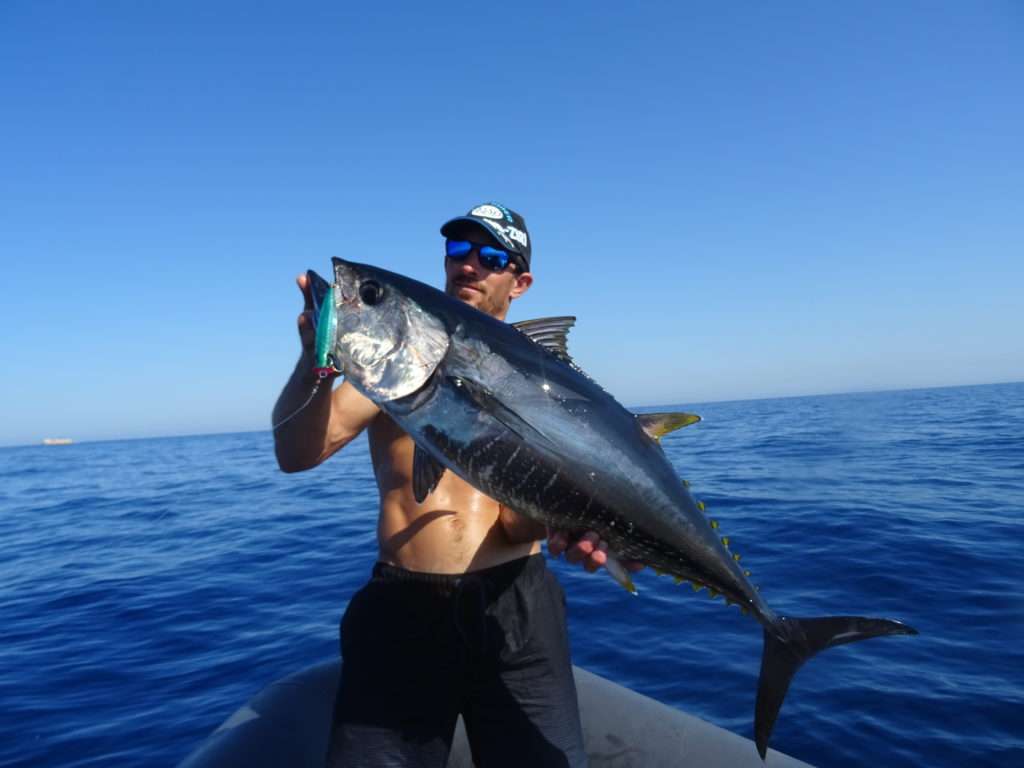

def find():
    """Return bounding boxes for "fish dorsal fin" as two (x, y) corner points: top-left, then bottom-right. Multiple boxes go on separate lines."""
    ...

(512, 316), (576, 362)
(636, 412), (701, 441)
(412, 445), (446, 503)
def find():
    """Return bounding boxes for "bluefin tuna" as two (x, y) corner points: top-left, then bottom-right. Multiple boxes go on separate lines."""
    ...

(308, 257), (918, 759)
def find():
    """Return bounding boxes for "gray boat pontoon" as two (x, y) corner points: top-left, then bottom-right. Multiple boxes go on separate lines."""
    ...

(180, 661), (812, 767)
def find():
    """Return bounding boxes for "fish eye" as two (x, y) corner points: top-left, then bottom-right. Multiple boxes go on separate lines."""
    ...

(358, 280), (384, 306)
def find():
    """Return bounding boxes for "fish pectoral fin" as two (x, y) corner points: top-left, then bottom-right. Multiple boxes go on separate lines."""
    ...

(604, 555), (639, 595)
(412, 445), (447, 504)
(447, 376), (553, 447)
(636, 412), (702, 441)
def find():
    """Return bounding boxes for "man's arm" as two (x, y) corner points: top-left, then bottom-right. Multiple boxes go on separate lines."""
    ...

(272, 274), (381, 473)
(273, 373), (379, 472)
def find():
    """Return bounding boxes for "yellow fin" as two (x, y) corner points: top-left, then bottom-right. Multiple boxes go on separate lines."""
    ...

(697, 500), (706, 511)
(636, 412), (701, 441)
(733, 553), (742, 562)
(720, 536), (730, 547)
(709, 519), (719, 529)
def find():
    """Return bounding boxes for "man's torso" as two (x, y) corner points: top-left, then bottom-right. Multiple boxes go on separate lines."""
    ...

(366, 412), (539, 573)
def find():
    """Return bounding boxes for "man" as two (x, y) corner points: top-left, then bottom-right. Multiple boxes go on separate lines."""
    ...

(272, 203), (636, 768)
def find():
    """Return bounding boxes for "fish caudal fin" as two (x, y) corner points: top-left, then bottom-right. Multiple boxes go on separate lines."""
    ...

(754, 615), (918, 759)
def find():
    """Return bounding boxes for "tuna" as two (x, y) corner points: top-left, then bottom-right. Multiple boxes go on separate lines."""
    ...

(310, 257), (918, 759)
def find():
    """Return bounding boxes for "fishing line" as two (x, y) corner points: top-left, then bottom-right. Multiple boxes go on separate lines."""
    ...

(271, 381), (323, 432)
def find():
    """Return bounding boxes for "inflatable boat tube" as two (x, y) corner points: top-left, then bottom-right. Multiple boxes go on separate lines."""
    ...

(179, 661), (812, 767)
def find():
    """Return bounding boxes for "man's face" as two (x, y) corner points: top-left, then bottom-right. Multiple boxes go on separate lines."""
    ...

(443, 226), (532, 320)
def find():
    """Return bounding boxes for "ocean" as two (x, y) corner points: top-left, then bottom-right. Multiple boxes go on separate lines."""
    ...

(2, 382), (1022, 767)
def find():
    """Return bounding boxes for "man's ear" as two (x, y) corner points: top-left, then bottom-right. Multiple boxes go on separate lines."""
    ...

(509, 271), (533, 301)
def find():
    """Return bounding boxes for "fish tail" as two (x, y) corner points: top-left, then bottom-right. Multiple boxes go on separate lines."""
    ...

(754, 615), (918, 759)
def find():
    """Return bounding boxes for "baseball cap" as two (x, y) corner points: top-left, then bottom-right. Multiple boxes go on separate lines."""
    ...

(440, 202), (532, 272)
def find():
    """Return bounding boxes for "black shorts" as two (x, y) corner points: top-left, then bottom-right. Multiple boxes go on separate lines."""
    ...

(325, 554), (587, 768)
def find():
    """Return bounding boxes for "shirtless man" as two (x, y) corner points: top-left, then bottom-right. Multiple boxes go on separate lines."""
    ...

(272, 203), (634, 768)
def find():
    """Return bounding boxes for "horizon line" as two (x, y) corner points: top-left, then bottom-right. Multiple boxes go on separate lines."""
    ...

(2, 378), (1020, 450)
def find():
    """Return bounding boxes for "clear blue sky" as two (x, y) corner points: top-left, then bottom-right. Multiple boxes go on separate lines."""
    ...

(2, 2), (1021, 446)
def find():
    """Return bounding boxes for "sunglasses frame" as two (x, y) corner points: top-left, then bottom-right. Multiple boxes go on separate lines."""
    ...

(445, 239), (520, 273)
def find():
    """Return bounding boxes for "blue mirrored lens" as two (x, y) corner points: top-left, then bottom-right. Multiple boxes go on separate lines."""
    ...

(445, 240), (473, 259)
(478, 246), (510, 271)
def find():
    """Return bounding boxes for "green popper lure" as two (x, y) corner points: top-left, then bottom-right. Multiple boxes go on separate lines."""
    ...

(270, 273), (341, 432)
(313, 281), (342, 380)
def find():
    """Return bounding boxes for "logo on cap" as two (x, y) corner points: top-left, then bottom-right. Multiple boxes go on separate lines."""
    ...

(494, 223), (528, 249)
(470, 204), (505, 220)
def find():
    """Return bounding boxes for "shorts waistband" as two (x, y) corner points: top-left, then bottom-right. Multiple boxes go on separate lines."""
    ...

(371, 553), (544, 595)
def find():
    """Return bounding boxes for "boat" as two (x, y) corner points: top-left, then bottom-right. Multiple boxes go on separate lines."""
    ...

(178, 661), (812, 767)
(42, 438), (73, 445)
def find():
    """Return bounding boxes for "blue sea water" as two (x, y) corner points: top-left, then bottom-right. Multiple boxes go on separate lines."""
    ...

(2, 382), (1022, 767)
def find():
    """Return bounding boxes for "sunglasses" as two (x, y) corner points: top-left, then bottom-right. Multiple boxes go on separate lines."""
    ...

(445, 239), (519, 272)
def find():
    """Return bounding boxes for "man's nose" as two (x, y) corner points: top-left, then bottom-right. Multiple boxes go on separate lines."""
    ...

(459, 251), (483, 273)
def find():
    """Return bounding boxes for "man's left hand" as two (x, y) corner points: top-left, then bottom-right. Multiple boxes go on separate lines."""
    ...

(547, 530), (646, 575)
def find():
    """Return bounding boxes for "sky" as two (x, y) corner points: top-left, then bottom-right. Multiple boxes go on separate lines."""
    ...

(1, 1), (1021, 446)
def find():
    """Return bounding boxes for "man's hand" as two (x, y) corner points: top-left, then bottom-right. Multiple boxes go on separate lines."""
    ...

(295, 273), (316, 351)
(547, 529), (646, 575)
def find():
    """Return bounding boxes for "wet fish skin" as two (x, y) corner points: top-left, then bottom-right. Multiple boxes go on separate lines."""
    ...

(315, 257), (918, 759)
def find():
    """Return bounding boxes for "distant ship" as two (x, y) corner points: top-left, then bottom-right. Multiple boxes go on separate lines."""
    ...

(42, 438), (73, 446)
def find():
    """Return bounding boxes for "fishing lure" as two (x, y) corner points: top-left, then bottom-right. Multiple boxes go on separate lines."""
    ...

(312, 279), (342, 380)
(271, 271), (342, 431)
